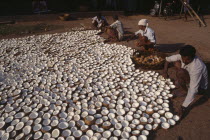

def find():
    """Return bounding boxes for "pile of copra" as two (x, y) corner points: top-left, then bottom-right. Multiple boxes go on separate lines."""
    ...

(0, 29), (178, 140)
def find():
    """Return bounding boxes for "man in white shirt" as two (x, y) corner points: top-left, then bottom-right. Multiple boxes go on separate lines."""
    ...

(163, 45), (208, 117)
(110, 15), (124, 41)
(92, 13), (108, 29)
(106, 15), (124, 41)
(135, 19), (156, 46)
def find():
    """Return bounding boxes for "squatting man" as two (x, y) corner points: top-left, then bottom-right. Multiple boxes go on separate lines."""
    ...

(163, 45), (208, 117)
(134, 19), (156, 50)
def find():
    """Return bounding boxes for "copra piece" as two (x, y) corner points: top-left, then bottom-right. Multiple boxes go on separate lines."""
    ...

(0, 28), (179, 139)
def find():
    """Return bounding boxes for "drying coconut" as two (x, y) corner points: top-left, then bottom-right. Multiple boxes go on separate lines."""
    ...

(165, 112), (173, 119)
(102, 131), (111, 139)
(5, 116), (13, 123)
(121, 131), (130, 139)
(158, 110), (165, 116)
(43, 133), (51, 139)
(96, 118), (103, 125)
(52, 129), (60, 138)
(33, 124), (42, 132)
(173, 115), (180, 121)
(86, 130), (94, 138)
(125, 115), (133, 122)
(81, 125), (89, 132)
(84, 116), (95, 125)
(0, 121), (5, 129)
(0, 28), (181, 140)
(23, 126), (31, 135)
(15, 122), (24, 131)
(51, 120), (59, 127)
(121, 120), (129, 127)
(113, 130), (121, 137)
(66, 136), (75, 140)
(73, 130), (83, 138)
(161, 122), (170, 129)
(146, 108), (154, 115)
(138, 135), (147, 140)
(77, 120), (85, 127)
(6, 126), (14, 133)
(132, 130), (140, 136)
(168, 119), (176, 126)
(34, 131), (42, 139)
(140, 117), (147, 124)
(80, 135), (90, 140)
(102, 121), (111, 129)
(129, 136), (138, 140)
(43, 119), (51, 126)
(110, 137), (118, 140)
(29, 112), (38, 119)
(58, 122), (69, 129)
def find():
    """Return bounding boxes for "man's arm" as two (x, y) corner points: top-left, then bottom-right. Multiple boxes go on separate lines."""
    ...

(92, 17), (97, 23)
(163, 54), (182, 78)
(163, 61), (170, 78)
(110, 21), (117, 28)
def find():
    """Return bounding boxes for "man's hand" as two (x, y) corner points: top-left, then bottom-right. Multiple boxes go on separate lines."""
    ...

(177, 106), (188, 119)
(135, 41), (141, 47)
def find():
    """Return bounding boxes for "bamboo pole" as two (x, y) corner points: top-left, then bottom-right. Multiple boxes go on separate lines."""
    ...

(180, 0), (206, 27)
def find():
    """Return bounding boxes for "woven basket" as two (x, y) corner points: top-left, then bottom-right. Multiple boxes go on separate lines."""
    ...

(131, 51), (166, 70)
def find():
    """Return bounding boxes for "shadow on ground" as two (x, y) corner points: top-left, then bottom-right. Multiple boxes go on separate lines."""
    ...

(156, 43), (185, 53)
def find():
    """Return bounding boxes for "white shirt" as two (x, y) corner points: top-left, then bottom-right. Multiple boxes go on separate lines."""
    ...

(92, 16), (106, 28)
(135, 27), (156, 44)
(110, 20), (124, 40)
(166, 54), (208, 107)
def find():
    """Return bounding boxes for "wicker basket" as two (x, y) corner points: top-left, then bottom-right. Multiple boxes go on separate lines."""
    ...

(131, 51), (166, 70)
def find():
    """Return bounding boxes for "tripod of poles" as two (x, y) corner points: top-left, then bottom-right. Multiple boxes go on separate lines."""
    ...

(158, 0), (206, 27)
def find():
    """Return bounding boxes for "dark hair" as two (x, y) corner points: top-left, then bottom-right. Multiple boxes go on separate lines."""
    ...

(113, 15), (118, 20)
(179, 45), (196, 58)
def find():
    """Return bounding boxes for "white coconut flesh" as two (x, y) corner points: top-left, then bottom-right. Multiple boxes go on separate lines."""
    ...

(0, 28), (178, 139)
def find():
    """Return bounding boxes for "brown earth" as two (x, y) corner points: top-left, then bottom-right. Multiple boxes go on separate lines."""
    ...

(0, 13), (210, 140)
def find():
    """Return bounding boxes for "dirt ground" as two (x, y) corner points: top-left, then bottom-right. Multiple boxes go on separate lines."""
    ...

(0, 13), (210, 140)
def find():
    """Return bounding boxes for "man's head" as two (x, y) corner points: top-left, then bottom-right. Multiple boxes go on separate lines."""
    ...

(179, 45), (196, 65)
(113, 15), (118, 21)
(97, 13), (102, 19)
(138, 19), (148, 31)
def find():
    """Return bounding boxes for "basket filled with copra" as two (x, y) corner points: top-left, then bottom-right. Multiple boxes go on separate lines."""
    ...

(132, 51), (166, 69)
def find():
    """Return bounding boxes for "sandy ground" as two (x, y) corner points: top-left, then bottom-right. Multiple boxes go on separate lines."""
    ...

(0, 13), (210, 140)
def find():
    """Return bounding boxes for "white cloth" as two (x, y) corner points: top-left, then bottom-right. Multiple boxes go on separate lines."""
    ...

(166, 54), (208, 107)
(92, 16), (106, 28)
(110, 20), (124, 41)
(135, 27), (156, 44)
(138, 19), (148, 26)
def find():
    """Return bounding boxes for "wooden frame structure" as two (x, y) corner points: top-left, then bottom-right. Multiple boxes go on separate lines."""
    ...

(158, 0), (206, 27)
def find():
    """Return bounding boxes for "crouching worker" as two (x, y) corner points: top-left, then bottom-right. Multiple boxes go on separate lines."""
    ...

(106, 15), (124, 42)
(133, 19), (156, 46)
(163, 45), (208, 117)
(92, 13), (108, 30)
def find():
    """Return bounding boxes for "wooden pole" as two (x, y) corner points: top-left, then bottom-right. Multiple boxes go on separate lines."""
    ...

(179, 4), (184, 18)
(179, 0), (206, 27)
